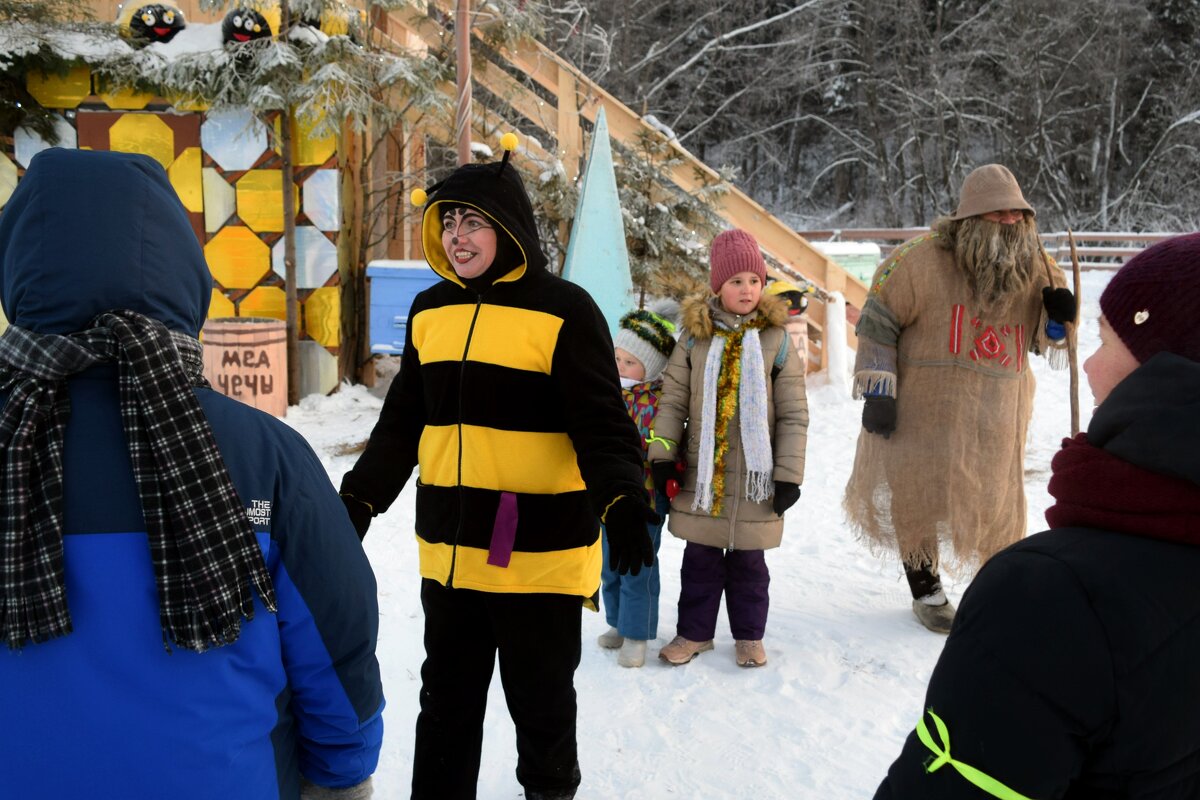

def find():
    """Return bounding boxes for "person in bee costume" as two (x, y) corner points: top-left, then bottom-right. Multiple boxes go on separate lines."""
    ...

(339, 135), (656, 800)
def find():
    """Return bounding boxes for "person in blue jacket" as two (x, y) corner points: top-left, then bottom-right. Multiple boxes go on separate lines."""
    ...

(875, 232), (1200, 799)
(0, 148), (384, 800)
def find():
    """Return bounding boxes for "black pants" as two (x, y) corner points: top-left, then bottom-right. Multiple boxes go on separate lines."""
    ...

(411, 579), (583, 800)
(903, 554), (943, 600)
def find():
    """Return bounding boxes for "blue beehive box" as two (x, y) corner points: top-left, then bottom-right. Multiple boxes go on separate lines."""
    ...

(366, 260), (443, 355)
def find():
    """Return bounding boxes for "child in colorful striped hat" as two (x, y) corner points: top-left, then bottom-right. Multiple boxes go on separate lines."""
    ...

(598, 301), (680, 668)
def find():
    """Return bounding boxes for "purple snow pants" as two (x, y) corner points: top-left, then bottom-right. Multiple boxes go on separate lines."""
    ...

(676, 542), (770, 641)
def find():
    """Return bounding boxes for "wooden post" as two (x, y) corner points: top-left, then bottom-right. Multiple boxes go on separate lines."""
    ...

(557, 66), (581, 181)
(339, 123), (360, 385)
(278, 0), (299, 406)
(455, 0), (472, 166)
(1066, 229), (1084, 436)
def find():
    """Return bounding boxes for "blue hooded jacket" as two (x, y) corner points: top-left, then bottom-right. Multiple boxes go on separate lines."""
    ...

(0, 149), (383, 799)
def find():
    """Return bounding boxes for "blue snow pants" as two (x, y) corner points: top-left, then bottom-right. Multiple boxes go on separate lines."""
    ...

(600, 492), (669, 641)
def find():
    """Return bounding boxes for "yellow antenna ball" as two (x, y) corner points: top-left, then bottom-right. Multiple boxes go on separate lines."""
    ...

(500, 132), (519, 152)
(410, 188), (428, 207)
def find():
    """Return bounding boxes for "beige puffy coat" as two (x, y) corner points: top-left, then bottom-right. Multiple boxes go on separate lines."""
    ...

(647, 293), (808, 550)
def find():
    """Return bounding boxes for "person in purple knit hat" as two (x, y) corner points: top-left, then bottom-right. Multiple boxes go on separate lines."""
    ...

(875, 232), (1200, 799)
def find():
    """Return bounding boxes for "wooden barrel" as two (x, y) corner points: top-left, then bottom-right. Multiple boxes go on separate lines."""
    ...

(201, 317), (287, 417)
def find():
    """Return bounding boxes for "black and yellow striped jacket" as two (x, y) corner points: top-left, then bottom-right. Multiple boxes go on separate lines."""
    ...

(341, 163), (644, 599)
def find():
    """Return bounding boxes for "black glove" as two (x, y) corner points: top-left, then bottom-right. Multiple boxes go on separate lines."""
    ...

(772, 482), (801, 516)
(650, 460), (675, 498)
(862, 396), (896, 439)
(604, 495), (659, 576)
(340, 494), (373, 541)
(1042, 286), (1077, 324)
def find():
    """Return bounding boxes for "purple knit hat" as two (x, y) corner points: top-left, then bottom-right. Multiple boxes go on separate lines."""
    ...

(709, 229), (766, 292)
(1099, 232), (1200, 364)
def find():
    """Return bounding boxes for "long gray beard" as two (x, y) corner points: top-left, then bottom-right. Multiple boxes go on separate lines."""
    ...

(952, 217), (1041, 308)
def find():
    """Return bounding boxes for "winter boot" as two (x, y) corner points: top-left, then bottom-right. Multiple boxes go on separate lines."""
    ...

(617, 638), (647, 668)
(912, 594), (956, 634)
(734, 639), (767, 668)
(596, 626), (623, 649)
(658, 635), (714, 665)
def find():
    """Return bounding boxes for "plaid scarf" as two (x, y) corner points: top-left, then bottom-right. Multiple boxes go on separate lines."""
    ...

(0, 310), (277, 652)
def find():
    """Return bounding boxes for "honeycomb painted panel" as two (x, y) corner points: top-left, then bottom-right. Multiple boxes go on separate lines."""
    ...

(302, 169), (340, 231)
(239, 286), (286, 320)
(236, 170), (298, 233)
(205, 227), (270, 289)
(26, 67), (91, 109)
(203, 168), (236, 233)
(165, 92), (209, 113)
(275, 113), (336, 166)
(303, 286), (340, 347)
(0, 151), (17, 209)
(209, 289), (235, 319)
(109, 114), (175, 168)
(14, 117), (77, 168)
(272, 226), (337, 289)
(298, 340), (339, 397)
(168, 147), (203, 212)
(98, 85), (154, 110)
(202, 108), (268, 172)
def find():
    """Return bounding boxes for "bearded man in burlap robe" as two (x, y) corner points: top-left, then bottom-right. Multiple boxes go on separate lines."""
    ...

(843, 164), (1077, 633)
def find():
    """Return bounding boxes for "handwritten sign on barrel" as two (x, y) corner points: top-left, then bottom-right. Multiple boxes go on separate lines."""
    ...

(201, 317), (287, 417)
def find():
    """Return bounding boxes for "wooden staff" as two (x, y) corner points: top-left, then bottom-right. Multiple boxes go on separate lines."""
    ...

(1066, 229), (1084, 436)
(455, 0), (473, 166)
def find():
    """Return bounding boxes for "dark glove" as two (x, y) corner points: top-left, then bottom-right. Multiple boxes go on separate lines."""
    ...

(604, 495), (659, 576)
(340, 494), (373, 541)
(862, 396), (896, 439)
(1042, 286), (1077, 325)
(772, 482), (801, 516)
(651, 460), (675, 499)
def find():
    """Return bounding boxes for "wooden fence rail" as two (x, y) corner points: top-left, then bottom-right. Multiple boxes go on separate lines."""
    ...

(799, 229), (1181, 271)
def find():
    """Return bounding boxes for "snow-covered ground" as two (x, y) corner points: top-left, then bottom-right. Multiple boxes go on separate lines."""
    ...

(286, 270), (1111, 799)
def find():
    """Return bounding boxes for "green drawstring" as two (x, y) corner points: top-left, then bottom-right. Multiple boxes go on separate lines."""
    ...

(646, 432), (675, 451)
(917, 709), (1037, 800)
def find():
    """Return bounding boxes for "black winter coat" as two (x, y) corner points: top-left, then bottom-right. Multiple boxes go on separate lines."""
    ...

(876, 355), (1200, 799)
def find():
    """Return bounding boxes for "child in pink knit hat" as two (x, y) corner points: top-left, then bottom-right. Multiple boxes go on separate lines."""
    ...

(646, 228), (809, 668)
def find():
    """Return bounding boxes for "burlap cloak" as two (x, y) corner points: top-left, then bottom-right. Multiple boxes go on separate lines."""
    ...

(843, 233), (1067, 572)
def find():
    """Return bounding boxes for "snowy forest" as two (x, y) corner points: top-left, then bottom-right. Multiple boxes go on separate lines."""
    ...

(535, 0), (1200, 231)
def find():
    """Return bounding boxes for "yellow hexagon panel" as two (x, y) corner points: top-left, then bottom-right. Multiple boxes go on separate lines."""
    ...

(209, 289), (235, 319)
(98, 85), (154, 110)
(165, 92), (210, 113)
(236, 170), (299, 233)
(168, 147), (203, 213)
(109, 114), (175, 168)
(239, 286), (286, 320)
(275, 113), (337, 167)
(27, 67), (91, 109)
(0, 151), (17, 210)
(205, 227), (270, 289)
(304, 286), (340, 347)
